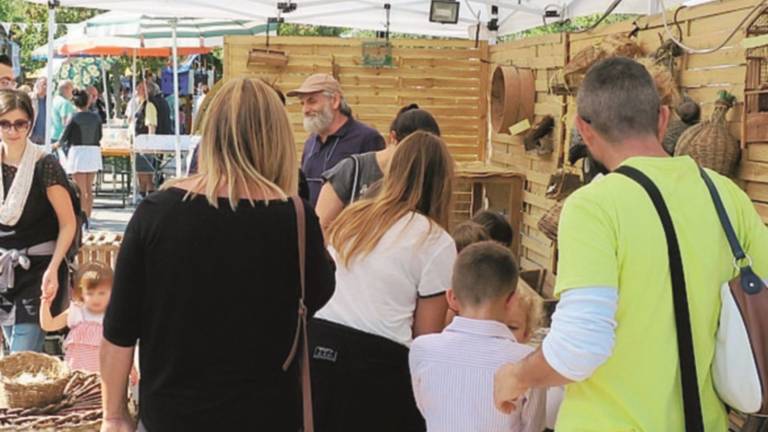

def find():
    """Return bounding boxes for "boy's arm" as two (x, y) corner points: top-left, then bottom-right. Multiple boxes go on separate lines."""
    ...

(40, 299), (68, 331)
(408, 344), (426, 413)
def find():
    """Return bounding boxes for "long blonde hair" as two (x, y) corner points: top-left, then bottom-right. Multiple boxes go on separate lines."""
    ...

(165, 77), (297, 209)
(328, 131), (454, 267)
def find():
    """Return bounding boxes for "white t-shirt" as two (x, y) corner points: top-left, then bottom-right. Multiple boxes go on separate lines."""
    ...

(67, 303), (104, 328)
(316, 212), (456, 346)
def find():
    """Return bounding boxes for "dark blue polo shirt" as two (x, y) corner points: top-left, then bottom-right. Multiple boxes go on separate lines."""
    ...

(301, 117), (385, 206)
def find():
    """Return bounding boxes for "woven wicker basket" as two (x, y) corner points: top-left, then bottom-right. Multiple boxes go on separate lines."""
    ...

(0, 353), (70, 409)
(662, 117), (691, 155)
(538, 201), (564, 243)
(675, 92), (740, 176)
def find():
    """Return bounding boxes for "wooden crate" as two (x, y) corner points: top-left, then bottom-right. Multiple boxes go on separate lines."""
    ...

(455, 162), (525, 261)
(76, 232), (122, 269)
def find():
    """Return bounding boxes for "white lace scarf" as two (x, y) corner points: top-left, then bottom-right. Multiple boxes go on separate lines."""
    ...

(0, 140), (46, 226)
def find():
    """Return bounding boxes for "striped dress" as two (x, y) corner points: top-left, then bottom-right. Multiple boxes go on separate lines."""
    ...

(64, 304), (104, 373)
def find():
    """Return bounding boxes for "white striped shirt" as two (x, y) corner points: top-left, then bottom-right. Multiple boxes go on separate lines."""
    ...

(409, 317), (546, 432)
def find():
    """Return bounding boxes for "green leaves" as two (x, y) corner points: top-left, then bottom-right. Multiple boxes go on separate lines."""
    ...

(0, 1), (100, 80)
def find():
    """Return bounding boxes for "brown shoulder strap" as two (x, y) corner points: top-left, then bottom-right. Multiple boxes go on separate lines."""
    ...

(282, 196), (314, 432)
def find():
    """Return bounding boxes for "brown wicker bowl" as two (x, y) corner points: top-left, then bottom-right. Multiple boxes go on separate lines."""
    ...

(0, 352), (71, 409)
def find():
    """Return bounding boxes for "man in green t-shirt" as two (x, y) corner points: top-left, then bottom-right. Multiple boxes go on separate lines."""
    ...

(51, 80), (76, 143)
(494, 57), (768, 431)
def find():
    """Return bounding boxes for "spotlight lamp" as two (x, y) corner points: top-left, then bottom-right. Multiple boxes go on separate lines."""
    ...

(429, 0), (460, 24)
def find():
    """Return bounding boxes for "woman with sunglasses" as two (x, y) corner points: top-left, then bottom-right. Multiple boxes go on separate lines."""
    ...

(0, 89), (76, 352)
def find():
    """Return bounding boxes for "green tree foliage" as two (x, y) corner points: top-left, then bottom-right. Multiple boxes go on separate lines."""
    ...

(0, 0), (101, 79)
(277, 23), (347, 37)
(505, 13), (637, 40)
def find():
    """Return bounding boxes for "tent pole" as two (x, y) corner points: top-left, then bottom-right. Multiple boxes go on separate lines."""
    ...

(131, 49), (137, 107)
(171, 18), (182, 177)
(101, 56), (111, 126)
(44, 1), (57, 153)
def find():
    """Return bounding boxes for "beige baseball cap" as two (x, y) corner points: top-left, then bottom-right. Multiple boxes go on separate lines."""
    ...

(287, 73), (342, 97)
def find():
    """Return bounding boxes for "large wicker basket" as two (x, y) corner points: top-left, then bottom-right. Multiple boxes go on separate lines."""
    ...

(0, 353), (70, 409)
(675, 92), (740, 176)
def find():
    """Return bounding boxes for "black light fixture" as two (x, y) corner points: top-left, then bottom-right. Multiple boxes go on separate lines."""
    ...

(277, 1), (297, 13)
(429, 0), (460, 24)
(487, 5), (499, 31)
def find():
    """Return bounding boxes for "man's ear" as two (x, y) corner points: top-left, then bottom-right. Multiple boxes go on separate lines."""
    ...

(333, 92), (342, 111)
(575, 115), (595, 148)
(388, 130), (398, 145)
(446, 289), (461, 313)
(657, 105), (671, 143)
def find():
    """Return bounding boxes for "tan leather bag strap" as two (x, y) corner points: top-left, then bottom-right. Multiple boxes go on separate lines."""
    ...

(282, 196), (314, 432)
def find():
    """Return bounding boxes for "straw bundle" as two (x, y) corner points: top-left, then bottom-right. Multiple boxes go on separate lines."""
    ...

(675, 91), (740, 176)
(636, 57), (680, 107)
(562, 34), (644, 90)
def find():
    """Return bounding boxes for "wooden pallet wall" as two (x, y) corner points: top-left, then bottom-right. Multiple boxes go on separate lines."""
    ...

(223, 36), (488, 223)
(489, 0), (763, 274)
(223, 36), (488, 163)
(488, 33), (567, 272)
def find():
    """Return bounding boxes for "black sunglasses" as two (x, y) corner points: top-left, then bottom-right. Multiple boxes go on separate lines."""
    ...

(0, 120), (31, 132)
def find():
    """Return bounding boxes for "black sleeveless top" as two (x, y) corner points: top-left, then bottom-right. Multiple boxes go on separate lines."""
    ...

(0, 154), (70, 324)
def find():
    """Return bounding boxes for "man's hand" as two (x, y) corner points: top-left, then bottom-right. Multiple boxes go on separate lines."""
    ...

(494, 362), (529, 414)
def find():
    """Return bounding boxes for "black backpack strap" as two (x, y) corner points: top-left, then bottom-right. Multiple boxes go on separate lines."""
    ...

(698, 168), (765, 295)
(614, 165), (704, 432)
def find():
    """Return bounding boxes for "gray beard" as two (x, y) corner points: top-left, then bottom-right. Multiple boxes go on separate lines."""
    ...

(303, 105), (334, 135)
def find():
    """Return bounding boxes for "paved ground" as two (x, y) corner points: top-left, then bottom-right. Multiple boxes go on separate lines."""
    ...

(90, 196), (135, 234)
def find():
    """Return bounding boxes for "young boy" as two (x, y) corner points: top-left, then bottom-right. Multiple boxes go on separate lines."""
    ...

(451, 221), (490, 253)
(409, 241), (546, 432)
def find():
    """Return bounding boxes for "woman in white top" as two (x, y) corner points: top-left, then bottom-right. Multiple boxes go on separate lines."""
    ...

(310, 131), (456, 432)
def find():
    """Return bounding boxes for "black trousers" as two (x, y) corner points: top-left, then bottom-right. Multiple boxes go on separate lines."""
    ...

(308, 319), (425, 432)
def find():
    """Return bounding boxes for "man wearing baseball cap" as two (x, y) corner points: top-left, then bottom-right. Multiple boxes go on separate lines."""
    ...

(289, 73), (384, 206)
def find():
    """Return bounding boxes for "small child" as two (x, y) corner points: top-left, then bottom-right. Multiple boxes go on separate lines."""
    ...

(41, 261), (112, 373)
(507, 282), (544, 345)
(409, 241), (546, 432)
(472, 210), (514, 248)
(451, 221), (490, 253)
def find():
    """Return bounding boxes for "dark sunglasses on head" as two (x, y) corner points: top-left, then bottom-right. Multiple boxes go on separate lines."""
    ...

(0, 120), (31, 132)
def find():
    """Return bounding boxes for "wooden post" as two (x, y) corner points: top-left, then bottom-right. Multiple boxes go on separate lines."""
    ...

(507, 176), (524, 262)
(479, 41), (490, 163)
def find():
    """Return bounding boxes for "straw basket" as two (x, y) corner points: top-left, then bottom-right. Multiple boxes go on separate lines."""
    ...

(675, 92), (740, 177)
(538, 200), (564, 243)
(0, 353), (70, 409)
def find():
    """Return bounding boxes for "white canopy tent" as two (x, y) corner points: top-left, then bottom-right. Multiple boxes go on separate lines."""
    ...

(30, 0), (705, 38)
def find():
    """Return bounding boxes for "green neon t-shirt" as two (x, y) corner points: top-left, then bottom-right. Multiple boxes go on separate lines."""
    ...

(554, 156), (768, 432)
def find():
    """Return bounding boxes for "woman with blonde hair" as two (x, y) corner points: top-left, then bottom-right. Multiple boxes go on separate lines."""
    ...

(310, 131), (456, 432)
(100, 77), (335, 432)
